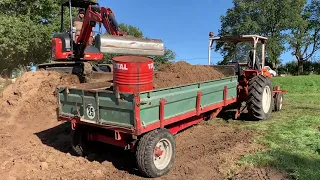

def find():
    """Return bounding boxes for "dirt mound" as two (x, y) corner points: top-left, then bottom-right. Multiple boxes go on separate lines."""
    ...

(154, 61), (225, 89)
(0, 71), (80, 124)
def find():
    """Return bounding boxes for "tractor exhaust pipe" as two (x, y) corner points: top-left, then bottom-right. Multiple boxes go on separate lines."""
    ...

(97, 34), (165, 56)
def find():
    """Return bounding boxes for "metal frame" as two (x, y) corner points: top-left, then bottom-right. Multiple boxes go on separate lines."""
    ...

(208, 32), (268, 68)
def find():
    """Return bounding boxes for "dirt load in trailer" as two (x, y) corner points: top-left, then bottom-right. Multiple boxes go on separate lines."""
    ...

(57, 58), (237, 178)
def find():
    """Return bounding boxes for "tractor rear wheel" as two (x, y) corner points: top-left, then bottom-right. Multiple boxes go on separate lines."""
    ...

(136, 128), (176, 178)
(247, 75), (274, 121)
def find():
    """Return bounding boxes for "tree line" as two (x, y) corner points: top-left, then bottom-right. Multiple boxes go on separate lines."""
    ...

(278, 56), (320, 75)
(215, 0), (320, 75)
(0, 0), (175, 76)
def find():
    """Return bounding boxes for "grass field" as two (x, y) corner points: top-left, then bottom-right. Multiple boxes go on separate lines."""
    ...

(238, 75), (320, 180)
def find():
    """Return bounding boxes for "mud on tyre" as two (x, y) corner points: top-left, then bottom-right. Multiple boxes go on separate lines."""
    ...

(247, 75), (274, 121)
(136, 128), (176, 178)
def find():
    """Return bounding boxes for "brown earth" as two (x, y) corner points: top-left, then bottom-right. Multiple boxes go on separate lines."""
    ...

(154, 61), (225, 89)
(0, 64), (288, 180)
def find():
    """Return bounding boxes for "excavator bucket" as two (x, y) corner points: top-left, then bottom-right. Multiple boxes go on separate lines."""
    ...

(96, 34), (165, 56)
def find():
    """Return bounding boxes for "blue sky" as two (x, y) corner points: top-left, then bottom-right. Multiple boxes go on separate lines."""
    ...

(100, 0), (305, 65)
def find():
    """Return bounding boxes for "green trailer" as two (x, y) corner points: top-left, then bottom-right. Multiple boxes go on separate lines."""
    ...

(57, 69), (239, 178)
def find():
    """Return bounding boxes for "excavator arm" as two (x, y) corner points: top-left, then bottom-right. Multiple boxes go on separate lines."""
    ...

(100, 7), (122, 36)
(76, 5), (128, 57)
(76, 5), (164, 59)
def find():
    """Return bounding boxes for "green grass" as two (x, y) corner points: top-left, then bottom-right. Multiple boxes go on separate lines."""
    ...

(239, 75), (320, 180)
(272, 75), (320, 94)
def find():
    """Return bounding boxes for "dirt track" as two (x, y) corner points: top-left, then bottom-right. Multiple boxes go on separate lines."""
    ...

(0, 63), (288, 180)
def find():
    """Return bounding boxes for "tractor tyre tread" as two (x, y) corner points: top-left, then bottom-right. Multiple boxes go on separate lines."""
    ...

(247, 75), (274, 121)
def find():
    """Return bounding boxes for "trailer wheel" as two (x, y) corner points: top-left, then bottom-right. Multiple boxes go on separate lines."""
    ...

(71, 128), (89, 157)
(274, 92), (283, 112)
(247, 75), (274, 121)
(136, 129), (176, 178)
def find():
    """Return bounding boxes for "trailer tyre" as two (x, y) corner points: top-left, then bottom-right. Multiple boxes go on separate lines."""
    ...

(274, 92), (283, 112)
(136, 129), (176, 178)
(71, 128), (89, 157)
(247, 75), (273, 121)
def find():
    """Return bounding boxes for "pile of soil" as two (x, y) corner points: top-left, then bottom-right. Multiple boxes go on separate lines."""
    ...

(0, 71), (80, 121)
(154, 61), (226, 89)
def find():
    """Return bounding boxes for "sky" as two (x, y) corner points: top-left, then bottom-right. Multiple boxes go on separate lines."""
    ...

(100, 0), (232, 65)
(100, 0), (304, 65)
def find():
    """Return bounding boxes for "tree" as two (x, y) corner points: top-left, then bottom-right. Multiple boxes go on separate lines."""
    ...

(0, 0), (61, 75)
(288, 0), (320, 74)
(101, 23), (176, 66)
(215, 0), (306, 68)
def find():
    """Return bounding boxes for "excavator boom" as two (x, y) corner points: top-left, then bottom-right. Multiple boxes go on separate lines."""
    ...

(76, 4), (165, 58)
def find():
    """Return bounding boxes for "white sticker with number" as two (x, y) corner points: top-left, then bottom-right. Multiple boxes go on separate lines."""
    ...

(86, 104), (95, 119)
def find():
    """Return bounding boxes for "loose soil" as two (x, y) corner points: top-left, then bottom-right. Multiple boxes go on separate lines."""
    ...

(0, 65), (288, 180)
(154, 61), (226, 89)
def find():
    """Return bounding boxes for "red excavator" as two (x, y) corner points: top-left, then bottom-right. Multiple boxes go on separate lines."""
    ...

(37, 0), (164, 80)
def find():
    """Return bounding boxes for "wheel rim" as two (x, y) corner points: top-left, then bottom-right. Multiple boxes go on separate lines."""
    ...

(279, 96), (283, 110)
(153, 138), (173, 170)
(262, 86), (272, 113)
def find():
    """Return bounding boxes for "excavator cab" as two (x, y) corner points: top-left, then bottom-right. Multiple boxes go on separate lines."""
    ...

(60, 0), (100, 46)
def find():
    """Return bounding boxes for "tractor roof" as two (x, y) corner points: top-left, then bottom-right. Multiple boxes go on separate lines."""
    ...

(210, 35), (268, 44)
(61, 0), (99, 8)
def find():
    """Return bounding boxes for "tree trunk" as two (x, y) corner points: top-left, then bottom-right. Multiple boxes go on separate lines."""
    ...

(298, 60), (304, 75)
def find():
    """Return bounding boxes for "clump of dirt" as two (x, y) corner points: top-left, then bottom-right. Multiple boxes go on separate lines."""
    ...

(0, 71), (80, 123)
(154, 61), (226, 89)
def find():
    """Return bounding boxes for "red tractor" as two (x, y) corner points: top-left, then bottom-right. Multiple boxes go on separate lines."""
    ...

(37, 0), (164, 80)
(208, 32), (286, 121)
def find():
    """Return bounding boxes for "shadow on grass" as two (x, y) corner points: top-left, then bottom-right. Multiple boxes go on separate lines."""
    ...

(34, 123), (141, 176)
(243, 150), (320, 180)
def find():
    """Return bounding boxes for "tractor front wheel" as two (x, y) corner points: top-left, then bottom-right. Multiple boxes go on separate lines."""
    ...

(247, 75), (274, 121)
(136, 129), (176, 178)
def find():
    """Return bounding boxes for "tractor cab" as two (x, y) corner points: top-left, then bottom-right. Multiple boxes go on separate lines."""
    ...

(208, 33), (270, 78)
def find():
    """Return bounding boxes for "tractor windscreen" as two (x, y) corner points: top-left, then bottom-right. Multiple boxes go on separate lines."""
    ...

(232, 42), (263, 64)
